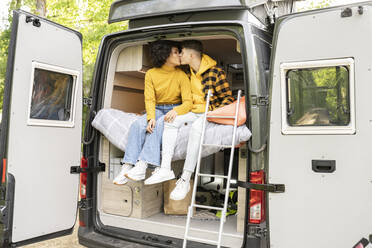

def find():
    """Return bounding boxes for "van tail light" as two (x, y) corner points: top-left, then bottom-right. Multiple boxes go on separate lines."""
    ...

(80, 157), (88, 199)
(2, 159), (6, 183)
(249, 170), (266, 224)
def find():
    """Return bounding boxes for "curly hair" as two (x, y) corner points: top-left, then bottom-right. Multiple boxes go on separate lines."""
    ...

(149, 40), (180, 68)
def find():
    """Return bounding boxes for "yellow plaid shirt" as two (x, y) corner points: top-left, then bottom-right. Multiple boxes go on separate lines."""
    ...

(201, 66), (235, 110)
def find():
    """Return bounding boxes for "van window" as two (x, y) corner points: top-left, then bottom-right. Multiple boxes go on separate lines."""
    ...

(286, 66), (350, 126)
(30, 68), (74, 121)
(28, 62), (79, 127)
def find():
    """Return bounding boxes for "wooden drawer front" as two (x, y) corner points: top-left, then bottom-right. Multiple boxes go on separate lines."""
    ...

(102, 185), (133, 217)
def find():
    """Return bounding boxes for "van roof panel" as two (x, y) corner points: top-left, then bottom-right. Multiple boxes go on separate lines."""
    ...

(108, 0), (250, 23)
(108, 0), (304, 24)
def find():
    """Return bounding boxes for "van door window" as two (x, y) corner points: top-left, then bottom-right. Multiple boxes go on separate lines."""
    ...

(28, 62), (79, 127)
(287, 66), (349, 126)
(280, 58), (355, 134)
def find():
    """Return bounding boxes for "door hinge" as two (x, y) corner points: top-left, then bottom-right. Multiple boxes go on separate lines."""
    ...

(83, 97), (92, 107)
(250, 95), (269, 106)
(70, 162), (105, 174)
(238, 181), (285, 193)
(25, 16), (41, 27)
(248, 226), (267, 238)
(78, 198), (93, 209)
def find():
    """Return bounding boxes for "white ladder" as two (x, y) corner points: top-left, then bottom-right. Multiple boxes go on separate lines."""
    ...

(183, 89), (242, 248)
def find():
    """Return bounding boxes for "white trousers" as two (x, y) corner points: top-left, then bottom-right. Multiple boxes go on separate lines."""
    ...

(161, 112), (204, 172)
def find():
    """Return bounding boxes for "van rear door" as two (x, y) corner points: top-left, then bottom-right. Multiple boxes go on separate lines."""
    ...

(0, 10), (82, 247)
(267, 4), (372, 248)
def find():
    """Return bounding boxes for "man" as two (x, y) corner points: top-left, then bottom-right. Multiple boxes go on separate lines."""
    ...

(145, 40), (235, 201)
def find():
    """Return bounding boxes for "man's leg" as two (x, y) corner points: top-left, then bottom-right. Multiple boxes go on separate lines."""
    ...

(144, 112), (198, 185)
(182, 115), (204, 176)
(170, 115), (204, 200)
(161, 112), (199, 169)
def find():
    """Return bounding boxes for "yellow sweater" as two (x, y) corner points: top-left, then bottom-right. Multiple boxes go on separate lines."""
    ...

(144, 65), (192, 120)
(190, 54), (217, 113)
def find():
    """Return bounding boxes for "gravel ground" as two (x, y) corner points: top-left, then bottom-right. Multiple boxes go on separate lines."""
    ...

(23, 222), (84, 248)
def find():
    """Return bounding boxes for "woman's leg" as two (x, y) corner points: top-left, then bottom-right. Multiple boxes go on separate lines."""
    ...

(137, 115), (165, 166)
(137, 105), (176, 166)
(126, 109), (165, 181)
(113, 114), (147, 184)
(121, 115), (148, 165)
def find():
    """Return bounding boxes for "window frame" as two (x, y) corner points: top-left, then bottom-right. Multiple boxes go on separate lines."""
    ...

(27, 61), (79, 128)
(280, 58), (355, 135)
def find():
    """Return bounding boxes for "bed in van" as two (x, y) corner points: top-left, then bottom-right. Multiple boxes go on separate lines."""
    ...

(1, 0), (372, 248)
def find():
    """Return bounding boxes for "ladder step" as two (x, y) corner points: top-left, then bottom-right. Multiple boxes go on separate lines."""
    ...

(193, 204), (223, 211)
(197, 173), (228, 179)
(202, 143), (232, 148)
(185, 236), (219, 245)
(207, 115), (236, 119)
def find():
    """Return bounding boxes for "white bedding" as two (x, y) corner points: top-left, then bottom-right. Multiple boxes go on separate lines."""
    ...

(92, 108), (252, 161)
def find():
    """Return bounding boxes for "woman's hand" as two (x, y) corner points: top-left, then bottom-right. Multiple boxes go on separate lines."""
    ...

(146, 119), (156, 133)
(164, 110), (178, 123)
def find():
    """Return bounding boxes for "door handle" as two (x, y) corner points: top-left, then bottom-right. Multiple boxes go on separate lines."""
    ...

(237, 181), (285, 193)
(312, 160), (336, 173)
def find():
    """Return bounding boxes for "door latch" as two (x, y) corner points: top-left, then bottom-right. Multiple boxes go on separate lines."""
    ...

(70, 162), (105, 174)
(83, 97), (92, 107)
(238, 181), (285, 193)
(250, 95), (269, 106)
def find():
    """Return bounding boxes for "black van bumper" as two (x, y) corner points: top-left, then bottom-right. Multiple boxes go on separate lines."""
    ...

(78, 227), (150, 248)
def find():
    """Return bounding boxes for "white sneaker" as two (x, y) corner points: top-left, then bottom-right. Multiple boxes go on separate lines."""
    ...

(170, 178), (190, 201)
(144, 167), (175, 185)
(113, 164), (133, 185)
(125, 160), (147, 181)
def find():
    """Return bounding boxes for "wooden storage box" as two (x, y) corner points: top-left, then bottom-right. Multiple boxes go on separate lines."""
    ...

(102, 172), (163, 219)
(100, 144), (163, 219)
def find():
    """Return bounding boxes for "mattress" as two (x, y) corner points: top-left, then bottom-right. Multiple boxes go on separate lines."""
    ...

(92, 108), (252, 161)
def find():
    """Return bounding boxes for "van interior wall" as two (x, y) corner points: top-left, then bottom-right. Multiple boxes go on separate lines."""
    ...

(98, 36), (247, 246)
(110, 37), (244, 113)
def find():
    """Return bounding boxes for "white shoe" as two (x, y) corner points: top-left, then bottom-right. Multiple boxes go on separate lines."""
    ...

(125, 160), (147, 181)
(170, 178), (190, 201)
(113, 164), (133, 185)
(144, 167), (175, 185)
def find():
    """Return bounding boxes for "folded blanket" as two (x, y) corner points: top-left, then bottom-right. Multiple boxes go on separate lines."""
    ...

(92, 108), (252, 161)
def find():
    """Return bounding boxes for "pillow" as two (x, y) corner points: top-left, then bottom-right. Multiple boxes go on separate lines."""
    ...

(207, 96), (246, 126)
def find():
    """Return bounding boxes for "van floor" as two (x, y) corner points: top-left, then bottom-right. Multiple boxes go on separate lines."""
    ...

(99, 137), (244, 247)
(99, 211), (243, 247)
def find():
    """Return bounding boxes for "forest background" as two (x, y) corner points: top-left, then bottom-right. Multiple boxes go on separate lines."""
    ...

(0, 0), (353, 111)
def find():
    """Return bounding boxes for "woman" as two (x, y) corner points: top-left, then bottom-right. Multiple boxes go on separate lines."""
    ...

(113, 40), (192, 185)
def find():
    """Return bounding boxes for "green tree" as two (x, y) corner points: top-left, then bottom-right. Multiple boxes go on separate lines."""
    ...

(0, 0), (127, 110)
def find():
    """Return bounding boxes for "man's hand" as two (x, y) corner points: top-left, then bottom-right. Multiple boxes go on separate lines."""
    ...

(164, 110), (178, 123)
(146, 119), (156, 133)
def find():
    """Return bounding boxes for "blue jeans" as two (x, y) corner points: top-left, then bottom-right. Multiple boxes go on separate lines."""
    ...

(122, 104), (179, 166)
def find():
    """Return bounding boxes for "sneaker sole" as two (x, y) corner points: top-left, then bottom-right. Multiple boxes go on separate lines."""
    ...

(113, 181), (127, 185)
(144, 174), (175, 185)
(125, 173), (145, 181)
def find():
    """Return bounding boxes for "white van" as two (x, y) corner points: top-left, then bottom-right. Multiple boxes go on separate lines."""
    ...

(1, 1), (372, 247)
